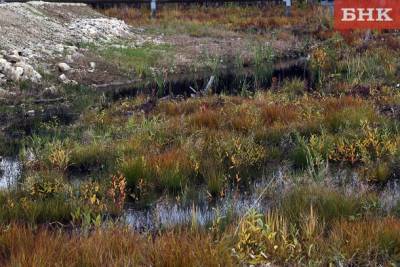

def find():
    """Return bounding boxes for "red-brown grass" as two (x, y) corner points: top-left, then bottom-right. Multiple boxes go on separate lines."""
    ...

(261, 104), (299, 126)
(190, 108), (222, 129)
(0, 224), (234, 267)
(100, 5), (325, 32)
(157, 100), (199, 116)
(329, 217), (400, 265)
(147, 147), (190, 171)
(323, 96), (364, 113)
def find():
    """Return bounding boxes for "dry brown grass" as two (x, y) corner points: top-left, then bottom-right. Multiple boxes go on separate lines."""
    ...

(323, 96), (364, 113)
(261, 104), (299, 126)
(0, 225), (234, 267)
(100, 5), (324, 31)
(190, 108), (222, 129)
(329, 218), (400, 265)
(157, 100), (199, 116)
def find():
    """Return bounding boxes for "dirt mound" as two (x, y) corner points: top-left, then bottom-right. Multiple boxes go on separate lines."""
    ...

(0, 1), (163, 85)
(0, 2), (153, 61)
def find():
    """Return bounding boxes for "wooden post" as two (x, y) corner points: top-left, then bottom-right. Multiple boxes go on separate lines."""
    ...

(151, 0), (157, 18)
(284, 0), (291, 17)
(321, 0), (334, 17)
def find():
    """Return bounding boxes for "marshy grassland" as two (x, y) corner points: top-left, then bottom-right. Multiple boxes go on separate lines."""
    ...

(1, 3), (400, 266)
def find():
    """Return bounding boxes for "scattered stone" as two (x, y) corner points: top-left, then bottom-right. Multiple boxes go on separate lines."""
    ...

(71, 52), (84, 60)
(0, 3), (160, 63)
(65, 55), (73, 64)
(0, 2), (164, 86)
(4, 54), (21, 63)
(69, 80), (78, 86)
(16, 62), (42, 83)
(58, 73), (68, 83)
(23, 65), (42, 83)
(20, 48), (33, 58)
(43, 86), (59, 97)
(54, 44), (64, 54)
(26, 110), (35, 117)
(57, 62), (71, 72)
(65, 45), (78, 54)
(0, 88), (16, 98)
(6, 66), (24, 82)
(0, 52), (42, 83)
(0, 58), (11, 72)
(87, 62), (96, 73)
(58, 74), (77, 85)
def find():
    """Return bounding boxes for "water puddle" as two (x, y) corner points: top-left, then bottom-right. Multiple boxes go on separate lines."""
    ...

(124, 179), (276, 231)
(0, 157), (21, 190)
(103, 57), (310, 99)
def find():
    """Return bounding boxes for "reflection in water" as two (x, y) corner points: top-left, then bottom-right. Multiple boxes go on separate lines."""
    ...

(124, 180), (276, 231)
(0, 158), (21, 190)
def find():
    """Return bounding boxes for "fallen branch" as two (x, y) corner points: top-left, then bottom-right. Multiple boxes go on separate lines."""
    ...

(203, 75), (215, 94)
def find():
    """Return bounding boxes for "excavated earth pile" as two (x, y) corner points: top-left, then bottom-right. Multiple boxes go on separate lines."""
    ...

(0, 1), (162, 86)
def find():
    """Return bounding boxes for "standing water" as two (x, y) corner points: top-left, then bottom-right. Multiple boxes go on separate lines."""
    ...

(124, 177), (282, 231)
(0, 158), (21, 190)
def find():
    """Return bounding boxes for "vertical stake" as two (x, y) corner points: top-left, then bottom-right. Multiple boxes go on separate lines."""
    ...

(151, 0), (157, 18)
(285, 0), (291, 17)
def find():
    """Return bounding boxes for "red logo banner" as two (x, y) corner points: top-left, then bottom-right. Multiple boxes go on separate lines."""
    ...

(334, 0), (400, 29)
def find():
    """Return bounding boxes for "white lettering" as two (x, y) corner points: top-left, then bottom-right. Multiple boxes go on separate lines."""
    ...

(357, 8), (375, 21)
(376, 8), (393, 21)
(342, 8), (356, 21)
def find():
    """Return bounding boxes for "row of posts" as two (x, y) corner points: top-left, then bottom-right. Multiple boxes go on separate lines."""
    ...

(150, 0), (333, 18)
(150, 0), (292, 18)
(0, 0), (332, 18)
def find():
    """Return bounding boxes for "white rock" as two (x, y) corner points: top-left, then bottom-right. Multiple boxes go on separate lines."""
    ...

(58, 74), (77, 85)
(0, 88), (16, 98)
(26, 110), (35, 117)
(58, 73), (68, 83)
(20, 64), (42, 83)
(65, 45), (78, 54)
(0, 58), (11, 72)
(71, 52), (84, 60)
(54, 44), (64, 54)
(65, 55), (73, 64)
(5, 54), (21, 63)
(6, 66), (24, 82)
(69, 80), (78, 86)
(20, 48), (33, 58)
(57, 62), (71, 72)
(43, 86), (59, 96)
